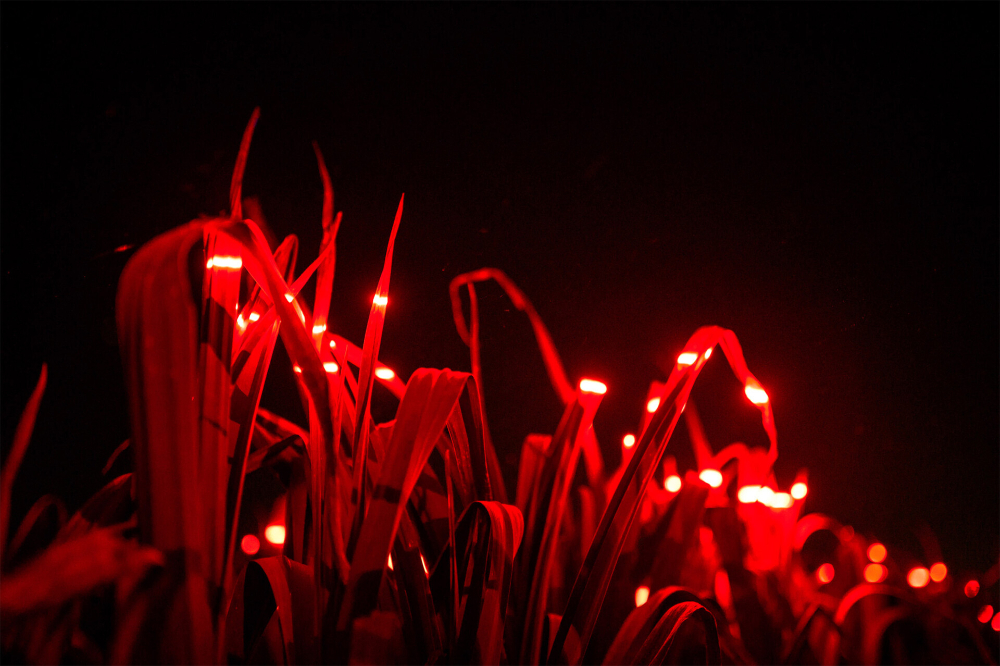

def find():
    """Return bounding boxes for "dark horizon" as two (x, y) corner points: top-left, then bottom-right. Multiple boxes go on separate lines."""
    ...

(2, 4), (997, 574)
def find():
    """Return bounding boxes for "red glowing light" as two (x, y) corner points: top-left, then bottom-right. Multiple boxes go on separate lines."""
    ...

(579, 379), (607, 395)
(816, 563), (835, 584)
(323, 361), (339, 373)
(929, 562), (947, 582)
(965, 580), (980, 598)
(236, 314), (247, 330)
(676, 352), (698, 367)
(328, 339), (336, 349)
(206, 255), (242, 270)
(284, 293), (295, 303)
(703, 347), (712, 360)
(373, 294), (388, 307)
(622, 434), (636, 449)
(264, 525), (286, 545)
(864, 563), (887, 583)
(790, 482), (808, 500)
(770, 492), (793, 509)
(634, 585), (650, 607)
(375, 367), (395, 380)
(992, 612), (1000, 632)
(646, 397), (660, 413)
(867, 543), (887, 563)
(737, 485), (761, 503)
(240, 534), (260, 556)
(907, 567), (929, 588)
(312, 324), (326, 335)
(744, 381), (769, 405)
(420, 553), (429, 576)
(387, 554), (394, 571)
(756, 486), (775, 507)
(977, 605), (993, 623)
(699, 469), (723, 488)
(248, 311), (260, 322)
(293, 365), (302, 374)
(665, 475), (682, 492)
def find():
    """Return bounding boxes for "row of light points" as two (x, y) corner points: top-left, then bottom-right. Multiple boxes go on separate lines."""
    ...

(863, 541), (953, 587)
(644, 349), (768, 415)
(294, 362), (395, 380)
(737, 482), (807, 508)
(291, 340), (397, 380)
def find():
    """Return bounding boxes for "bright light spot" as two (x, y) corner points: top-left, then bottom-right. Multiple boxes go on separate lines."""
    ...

(622, 434), (636, 449)
(248, 312), (260, 322)
(420, 553), (429, 576)
(323, 362), (339, 373)
(699, 469), (723, 488)
(978, 605), (994, 623)
(816, 563), (835, 584)
(579, 379), (607, 395)
(646, 397), (661, 413)
(241, 534), (260, 556)
(208, 255), (242, 270)
(329, 339), (336, 349)
(285, 293), (295, 303)
(236, 314), (247, 330)
(375, 367), (395, 380)
(790, 482), (808, 500)
(992, 612), (1000, 632)
(312, 324), (326, 335)
(676, 352), (698, 367)
(703, 347), (712, 360)
(907, 567), (930, 588)
(864, 563), (887, 583)
(929, 562), (947, 582)
(293, 365), (302, 374)
(770, 492), (793, 509)
(634, 585), (650, 607)
(665, 475), (682, 492)
(756, 486), (775, 507)
(373, 294), (388, 307)
(738, 485), (761, 503)
(965, 580), (980, 598)
(744, 382), (769, 405)
(387, 553), (394, 571)
(867, 543), (887, 563)
(264, 525), (286, 545)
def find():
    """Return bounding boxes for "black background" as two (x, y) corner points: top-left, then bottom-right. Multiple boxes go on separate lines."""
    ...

(2, 5), (997, 574)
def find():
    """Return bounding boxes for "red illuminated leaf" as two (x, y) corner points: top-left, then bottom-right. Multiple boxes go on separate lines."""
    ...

(1, 364), (48, 562)
(347, 194), (405, 563)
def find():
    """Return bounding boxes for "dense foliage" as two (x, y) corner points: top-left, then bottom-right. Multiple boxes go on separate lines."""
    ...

(1, 114), (996, 665)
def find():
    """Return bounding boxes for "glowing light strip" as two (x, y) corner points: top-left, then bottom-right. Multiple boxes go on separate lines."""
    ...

(676, 352), (698, 367)
(579, 379), (607, 395)
(207, 255), (243, 270)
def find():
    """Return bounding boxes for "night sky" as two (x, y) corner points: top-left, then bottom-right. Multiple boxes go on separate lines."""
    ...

(2, 5), (997, 574)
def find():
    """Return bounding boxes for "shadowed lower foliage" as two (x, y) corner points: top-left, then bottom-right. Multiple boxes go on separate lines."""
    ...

(1, 112), (996, 665)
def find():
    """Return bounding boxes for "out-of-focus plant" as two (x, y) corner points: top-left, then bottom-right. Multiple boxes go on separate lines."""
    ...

(1, 110), (996, 665)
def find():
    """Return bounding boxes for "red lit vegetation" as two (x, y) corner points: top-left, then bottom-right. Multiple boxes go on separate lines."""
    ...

(1, 112), (997, 665)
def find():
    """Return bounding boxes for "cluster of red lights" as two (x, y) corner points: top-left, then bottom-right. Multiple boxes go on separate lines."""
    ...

(219, 292), (998, 633)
